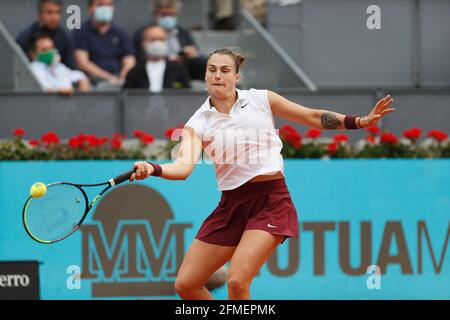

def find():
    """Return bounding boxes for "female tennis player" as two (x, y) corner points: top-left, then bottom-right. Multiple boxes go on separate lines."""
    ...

(129, 48), (395, 300)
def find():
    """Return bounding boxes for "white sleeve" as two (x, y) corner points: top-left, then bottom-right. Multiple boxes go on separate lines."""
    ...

(185, 109), (204, 138)
(69, 70), (86, 84)
(249, 88), (272, 117)
(60, 64), (86, 84)
(30, 63), (51, 91)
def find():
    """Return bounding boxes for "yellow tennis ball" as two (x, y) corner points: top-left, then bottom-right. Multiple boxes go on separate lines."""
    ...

(30, 183), (47, 198)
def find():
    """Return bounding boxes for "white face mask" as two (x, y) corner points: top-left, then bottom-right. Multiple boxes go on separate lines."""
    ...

(144, 41), (168, 57)
(158, 16), (177, 30)
(94, 6), (114, 23)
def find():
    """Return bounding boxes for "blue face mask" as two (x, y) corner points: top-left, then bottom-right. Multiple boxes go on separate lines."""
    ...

(158, 16), (177, 30)
(94, 6), (114, 23)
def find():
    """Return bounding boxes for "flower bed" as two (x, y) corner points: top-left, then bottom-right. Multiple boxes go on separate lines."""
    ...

(1, 125), (449, 160)
(278, 125), (449, 159)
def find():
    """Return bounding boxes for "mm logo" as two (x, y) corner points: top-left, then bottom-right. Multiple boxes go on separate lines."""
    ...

(80, 184), (191, 298)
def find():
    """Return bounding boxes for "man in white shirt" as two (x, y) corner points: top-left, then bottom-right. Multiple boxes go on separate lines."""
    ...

(30, 32), (91, 95)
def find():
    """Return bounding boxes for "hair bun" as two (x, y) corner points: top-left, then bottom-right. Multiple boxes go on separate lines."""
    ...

(208, 48), (246, 72)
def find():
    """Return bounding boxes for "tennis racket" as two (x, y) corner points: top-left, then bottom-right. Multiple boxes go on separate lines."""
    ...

(22, 168), (136, 244)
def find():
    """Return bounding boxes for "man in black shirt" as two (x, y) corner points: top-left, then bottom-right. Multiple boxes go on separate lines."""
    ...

(133, 0), (207, 81)
(124, 24), (190, 92)
(73, 0), (136, 85)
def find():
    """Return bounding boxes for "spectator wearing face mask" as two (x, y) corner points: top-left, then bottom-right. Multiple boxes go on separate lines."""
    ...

(124, 25), (190, 92)
(30, 33), (91, 95)
(73, 0), (136, 86)
(17, 0), (75, 68)
(133, 0), (207, 81)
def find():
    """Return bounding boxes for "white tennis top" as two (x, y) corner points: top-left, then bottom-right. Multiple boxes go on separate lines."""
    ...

(185, 88), (284, 191)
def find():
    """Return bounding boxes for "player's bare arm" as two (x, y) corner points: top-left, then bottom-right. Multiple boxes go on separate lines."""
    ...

(131, 126), (202, 181)
(268, 90), (396, 130)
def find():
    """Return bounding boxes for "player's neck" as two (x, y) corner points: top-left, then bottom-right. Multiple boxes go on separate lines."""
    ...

(210, 91), (238, 114)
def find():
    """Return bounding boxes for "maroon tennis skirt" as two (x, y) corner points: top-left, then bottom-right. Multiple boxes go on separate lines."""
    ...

(195, 177), (299, 246)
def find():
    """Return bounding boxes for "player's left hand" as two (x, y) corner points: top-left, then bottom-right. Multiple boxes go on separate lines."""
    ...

(359, 95), (396, 128)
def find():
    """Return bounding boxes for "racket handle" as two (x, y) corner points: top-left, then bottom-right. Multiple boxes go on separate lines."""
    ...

(111, 168), (136, 186)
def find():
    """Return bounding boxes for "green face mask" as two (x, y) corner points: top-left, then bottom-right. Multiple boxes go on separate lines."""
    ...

(36, 49), (58, 65)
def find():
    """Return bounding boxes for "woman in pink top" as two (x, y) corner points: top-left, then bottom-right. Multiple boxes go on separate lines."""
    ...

(129, 48), (396, 300)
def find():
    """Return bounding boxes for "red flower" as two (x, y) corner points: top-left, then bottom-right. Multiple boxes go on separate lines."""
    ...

(68, 136), (83, 149)
(41, 131), (60, 145)
(327, 142), (338, 154)
(165, 128), (175, 139)
(428, 130), (448, 142)
(279, 125), (302, 149)
(333, 134), (348, 144)
(366, 136), (376, 144)
(140, 133), (155, 145)
(111, 140), (122, 150)
(403, 127), (422, 141)
(69, 134), (104, 149)
(133, 130), (144, 138)
(85, 134), (108, 148)
(99, 137), (109, 145)
(306, 128), (321, 139)
(86, 135), (97, 147)
(291, 139), (302, 149)
(134, 130), (155, 145)
(77, 134), (86, 144)
(279, 124), (297, 136)
(13, 128), (26, 137)
(165, 124), (185, 140)
(366, 126), (380, 135)
(380, 132), (398, 145)
(29, 139), (40, 147)
(111, 133), (123, 150)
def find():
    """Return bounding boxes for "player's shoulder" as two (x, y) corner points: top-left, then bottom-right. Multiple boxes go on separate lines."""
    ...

(186, 97), (209, 122)
(243, 88), (270, 107)
(244, 88), (269, 99)
(247, 88), (267, 94)
(194, 98), (210, 115)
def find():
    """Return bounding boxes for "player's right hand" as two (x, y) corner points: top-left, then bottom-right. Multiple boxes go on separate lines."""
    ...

(130, 161), (154, 182)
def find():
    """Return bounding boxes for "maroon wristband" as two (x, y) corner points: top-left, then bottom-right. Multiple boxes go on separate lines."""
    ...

(147, 162), (162, 177)
(344, 115), (359, 130)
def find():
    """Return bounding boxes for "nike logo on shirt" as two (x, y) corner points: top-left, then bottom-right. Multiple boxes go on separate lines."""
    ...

(267, 224), (276, 228)
(241, 103), (248, 109)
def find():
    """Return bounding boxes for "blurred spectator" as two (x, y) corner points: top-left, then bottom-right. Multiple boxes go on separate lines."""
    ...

(124, 25), (190, 92)
(73, 0), (136, 86)
(29, 33), (91, 95)
(242, 0), (268, 26)
(213, 0), (236, 30)
(16, 0), (75, 68)
(133, 0), (207, 81)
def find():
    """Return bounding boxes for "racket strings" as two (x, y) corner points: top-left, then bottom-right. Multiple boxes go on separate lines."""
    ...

(24, 184), (87, 242)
